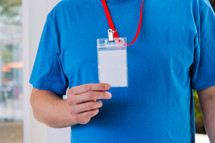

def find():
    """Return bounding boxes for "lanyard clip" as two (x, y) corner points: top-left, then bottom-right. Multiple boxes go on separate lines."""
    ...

(108, 29), (116, 41)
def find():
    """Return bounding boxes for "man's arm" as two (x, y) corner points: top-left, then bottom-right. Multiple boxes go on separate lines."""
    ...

(30, 89), (76, 128)
(30, 83), (111, 128)
(197, 85), (215, 143)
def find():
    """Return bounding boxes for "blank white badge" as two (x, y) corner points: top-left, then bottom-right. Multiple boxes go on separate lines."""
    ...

(97, 37), (128, 87)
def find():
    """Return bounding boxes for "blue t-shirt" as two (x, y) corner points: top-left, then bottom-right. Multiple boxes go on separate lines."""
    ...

(30, 0), (215, 142)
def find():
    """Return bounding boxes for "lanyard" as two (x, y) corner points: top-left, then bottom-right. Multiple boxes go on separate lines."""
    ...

(101, 0), (143, 46)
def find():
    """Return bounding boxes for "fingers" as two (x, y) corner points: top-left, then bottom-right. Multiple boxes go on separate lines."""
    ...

(74, 109), (99, 125)
(75, 91), (112, 104)
(68, 83), (110, 95)
(67, 91), (111, 105)
(70, 101), (103, 114)
(66, 83), (111, 125)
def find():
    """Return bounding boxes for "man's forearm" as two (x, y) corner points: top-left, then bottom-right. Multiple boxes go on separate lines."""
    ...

(31, 88), (77, 128)
(198, 86), (215, 143)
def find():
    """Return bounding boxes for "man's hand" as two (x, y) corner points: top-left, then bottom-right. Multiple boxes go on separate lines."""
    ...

(67, 83), (112, 125)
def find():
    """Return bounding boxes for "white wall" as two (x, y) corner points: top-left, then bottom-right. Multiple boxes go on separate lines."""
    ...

(23, 0), (70, 142)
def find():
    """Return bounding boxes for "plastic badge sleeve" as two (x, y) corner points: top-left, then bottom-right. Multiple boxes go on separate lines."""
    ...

(97, 37), (128, 87)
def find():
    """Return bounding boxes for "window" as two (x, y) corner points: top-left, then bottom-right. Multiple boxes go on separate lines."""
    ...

(0, 0), (23, 142)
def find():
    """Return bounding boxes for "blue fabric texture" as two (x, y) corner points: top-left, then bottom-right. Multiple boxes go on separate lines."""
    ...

(29, 0), (215, 142)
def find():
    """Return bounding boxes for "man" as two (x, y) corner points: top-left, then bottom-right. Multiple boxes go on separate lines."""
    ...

(30, 0), (215, 142)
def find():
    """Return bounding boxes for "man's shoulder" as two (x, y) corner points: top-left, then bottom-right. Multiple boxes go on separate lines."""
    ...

(47, 0), (75, 20)
(53, 0), (90, 9)
(48, 0), (93, 18)
(50, 0), (75, 13)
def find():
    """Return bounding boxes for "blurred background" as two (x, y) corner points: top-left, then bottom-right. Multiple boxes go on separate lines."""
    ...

(0, 0), (23, 143)
(0, 0), (214, 143)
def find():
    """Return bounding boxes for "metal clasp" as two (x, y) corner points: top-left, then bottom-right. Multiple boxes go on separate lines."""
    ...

(108, 29), (115, 41)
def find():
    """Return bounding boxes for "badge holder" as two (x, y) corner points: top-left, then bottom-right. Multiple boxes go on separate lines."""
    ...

(97, 29), (128, 87)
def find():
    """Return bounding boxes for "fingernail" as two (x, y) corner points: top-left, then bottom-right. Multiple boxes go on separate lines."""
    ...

(106, 92), (112, 98)
(105, 84), (110, 90)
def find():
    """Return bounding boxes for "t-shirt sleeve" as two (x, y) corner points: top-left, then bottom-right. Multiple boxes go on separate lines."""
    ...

(29, 15), (68, 95)
(190, 2), (215, 90)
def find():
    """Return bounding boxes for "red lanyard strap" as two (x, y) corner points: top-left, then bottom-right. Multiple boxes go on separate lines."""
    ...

(101, 0), (143, 46)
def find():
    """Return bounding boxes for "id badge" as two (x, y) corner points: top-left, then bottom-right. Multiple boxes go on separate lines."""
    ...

(97, 37), (128, 87)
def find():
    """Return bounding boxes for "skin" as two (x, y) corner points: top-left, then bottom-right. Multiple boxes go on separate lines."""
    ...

(197, 85), (215, 143)
(30, 83), (112, 128)
(31, 83), (215, 142)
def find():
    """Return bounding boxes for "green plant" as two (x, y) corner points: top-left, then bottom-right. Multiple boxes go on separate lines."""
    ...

(194, 90), (206, 133)
(0, 0), (21, 17)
